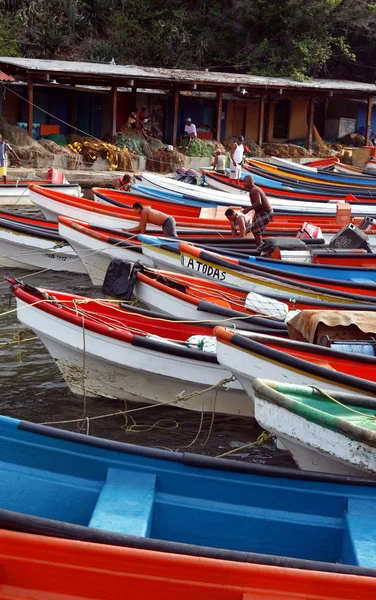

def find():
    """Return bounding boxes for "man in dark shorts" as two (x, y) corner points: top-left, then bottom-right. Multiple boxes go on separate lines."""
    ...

(242, 175), (273, 247)
(128, 202), (178, 237)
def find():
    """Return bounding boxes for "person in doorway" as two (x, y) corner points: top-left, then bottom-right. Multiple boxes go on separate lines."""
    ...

(114, 173), (134, 191)
(230, 136), (244, 183)
(242, 175), (273, 247)
(224, 208), (253, 238)
(183, 118), (197, 150)
(212, 148), (226, 174)
(0, 135), (20, 184)
(139, 105), (151, 125)
(128, 202), (178, 237)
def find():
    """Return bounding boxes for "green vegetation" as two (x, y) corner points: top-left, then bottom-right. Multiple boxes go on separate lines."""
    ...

(0, 0), (376, 81)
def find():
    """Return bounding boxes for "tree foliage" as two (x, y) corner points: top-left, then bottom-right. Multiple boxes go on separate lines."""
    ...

(0, 0), (375, 80)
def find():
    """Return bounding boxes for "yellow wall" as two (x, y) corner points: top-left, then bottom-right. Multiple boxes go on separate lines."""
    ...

(288, 98), (309, 140)
(225, 100), (259, 140)
(225, 97), (309, 142)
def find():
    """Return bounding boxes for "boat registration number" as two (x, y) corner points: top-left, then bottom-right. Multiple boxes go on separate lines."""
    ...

(180, 255), (226, 281)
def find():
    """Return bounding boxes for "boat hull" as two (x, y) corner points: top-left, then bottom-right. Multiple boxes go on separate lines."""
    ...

(59, 220), (155, 286)
(16, 297), (250, 416)
(0, 183), (81, 206)
(1, 528), (375, 600)
(0, 227), (86, 273)
(215, 338), (375, 404)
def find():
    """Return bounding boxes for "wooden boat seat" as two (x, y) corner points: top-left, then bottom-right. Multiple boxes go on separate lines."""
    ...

(342, 498), (376, 568)
(199, 206), (242, 220)
(89, 468), (156, 537)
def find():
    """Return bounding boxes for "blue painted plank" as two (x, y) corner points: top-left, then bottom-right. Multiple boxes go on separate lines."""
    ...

(342, 499), (376, 567)
(89, 468), (156, 537)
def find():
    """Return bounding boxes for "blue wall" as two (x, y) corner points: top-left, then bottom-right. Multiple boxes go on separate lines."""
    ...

(165, 95), (225, 143)
(20, 87), (103, 138)
(357, 104), (376, 136)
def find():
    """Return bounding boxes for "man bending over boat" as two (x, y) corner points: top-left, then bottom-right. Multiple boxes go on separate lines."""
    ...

(128, 202), (178, 237)
(225, 208), (253, 238)
(242, 175), (273, 246)
(0, 135), (20, 184)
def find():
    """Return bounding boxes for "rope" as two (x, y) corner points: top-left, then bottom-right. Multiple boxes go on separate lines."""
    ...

(0, 334), (37, 348)
(215, 431), (273, 459)
(39, 376), (235, 432)
(309, 386), (376, 422)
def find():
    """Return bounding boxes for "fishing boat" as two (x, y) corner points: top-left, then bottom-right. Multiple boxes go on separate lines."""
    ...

(58, 216), (156, 284)
(1, 414), (376, 575)
(142, 171), (374, 205)
(214, 324), (376, 400)
(131, 264), (376, 324)
(247, 158), (376, 188)
(11, 281), (249, 415)
(0, 216), (86, 273)
(29, 184), (241, 233)
(140, 238), (376, 303)
(204, 169), (376, 204)
(0, 180), (81, 206)
(3, 529), (374, 600)
(252, 378), (376, 477)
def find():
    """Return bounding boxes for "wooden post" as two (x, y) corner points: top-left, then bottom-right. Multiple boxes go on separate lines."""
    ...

(27, 74), (34, 137)
(69, 88), (77, 134)
(130, 86), (137, 113)
(307, 96), (315, 152)
(111, 80), (118, 138)
(172, 87), (179, 145)
(366, 96), (373, 146)
(215, 88), (223, 141)
(258, 93), (265, 147)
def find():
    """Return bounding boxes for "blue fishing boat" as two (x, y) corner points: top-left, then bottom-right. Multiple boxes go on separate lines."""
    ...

(0, 414), (376, 575)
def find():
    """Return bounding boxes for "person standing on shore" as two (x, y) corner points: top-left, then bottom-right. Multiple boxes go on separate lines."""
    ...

(0, 135), (20, 183)
(229, 136), (244, 184)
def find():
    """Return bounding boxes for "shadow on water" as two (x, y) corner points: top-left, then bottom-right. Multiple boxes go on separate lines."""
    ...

(0, 262), (295, 467)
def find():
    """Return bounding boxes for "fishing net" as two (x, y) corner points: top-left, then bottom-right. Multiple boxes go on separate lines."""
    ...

(146, 148), (185, 173)
(262, 143), (312, 158)
(0, 116), (50, 165)
(67, 137), (134, 171)
(179, 137), (224, 157)
(115, 132), (164, 156)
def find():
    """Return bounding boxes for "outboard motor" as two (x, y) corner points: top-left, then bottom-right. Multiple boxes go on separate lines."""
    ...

(319, 335), (376, 356)
(174, 167), (188, 181)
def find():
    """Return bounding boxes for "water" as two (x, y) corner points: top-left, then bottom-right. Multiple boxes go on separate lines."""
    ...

(0, 213), (295, 467)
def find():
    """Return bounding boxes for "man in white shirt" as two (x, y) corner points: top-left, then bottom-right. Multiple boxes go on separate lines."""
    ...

(183, 118), (197, 150)
(230, 135), (244, 183)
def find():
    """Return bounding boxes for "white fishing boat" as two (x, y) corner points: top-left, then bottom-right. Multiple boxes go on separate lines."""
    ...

(58, 217), (155, 286)
(29, 185), (139, 229)
(252, 378), (376, 477)
(214, 326), (376, 406)
(13, 284), (249, 416)
(0, 181), (81, 206)
(140, 237), (375, 305)
(0, 224), (86, 273)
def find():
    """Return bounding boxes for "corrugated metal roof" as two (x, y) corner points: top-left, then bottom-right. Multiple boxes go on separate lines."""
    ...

(0, 57), (375, 93)
(0, 69), (14, 82)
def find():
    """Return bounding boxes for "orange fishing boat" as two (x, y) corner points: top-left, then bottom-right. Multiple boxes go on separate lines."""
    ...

(0, 529), (374, 599)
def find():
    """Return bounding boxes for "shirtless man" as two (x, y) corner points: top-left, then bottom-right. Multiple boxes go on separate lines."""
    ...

(242, 175), (273, 246)
(225, 208), (253, 238)
(128, 202), (178, 237)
